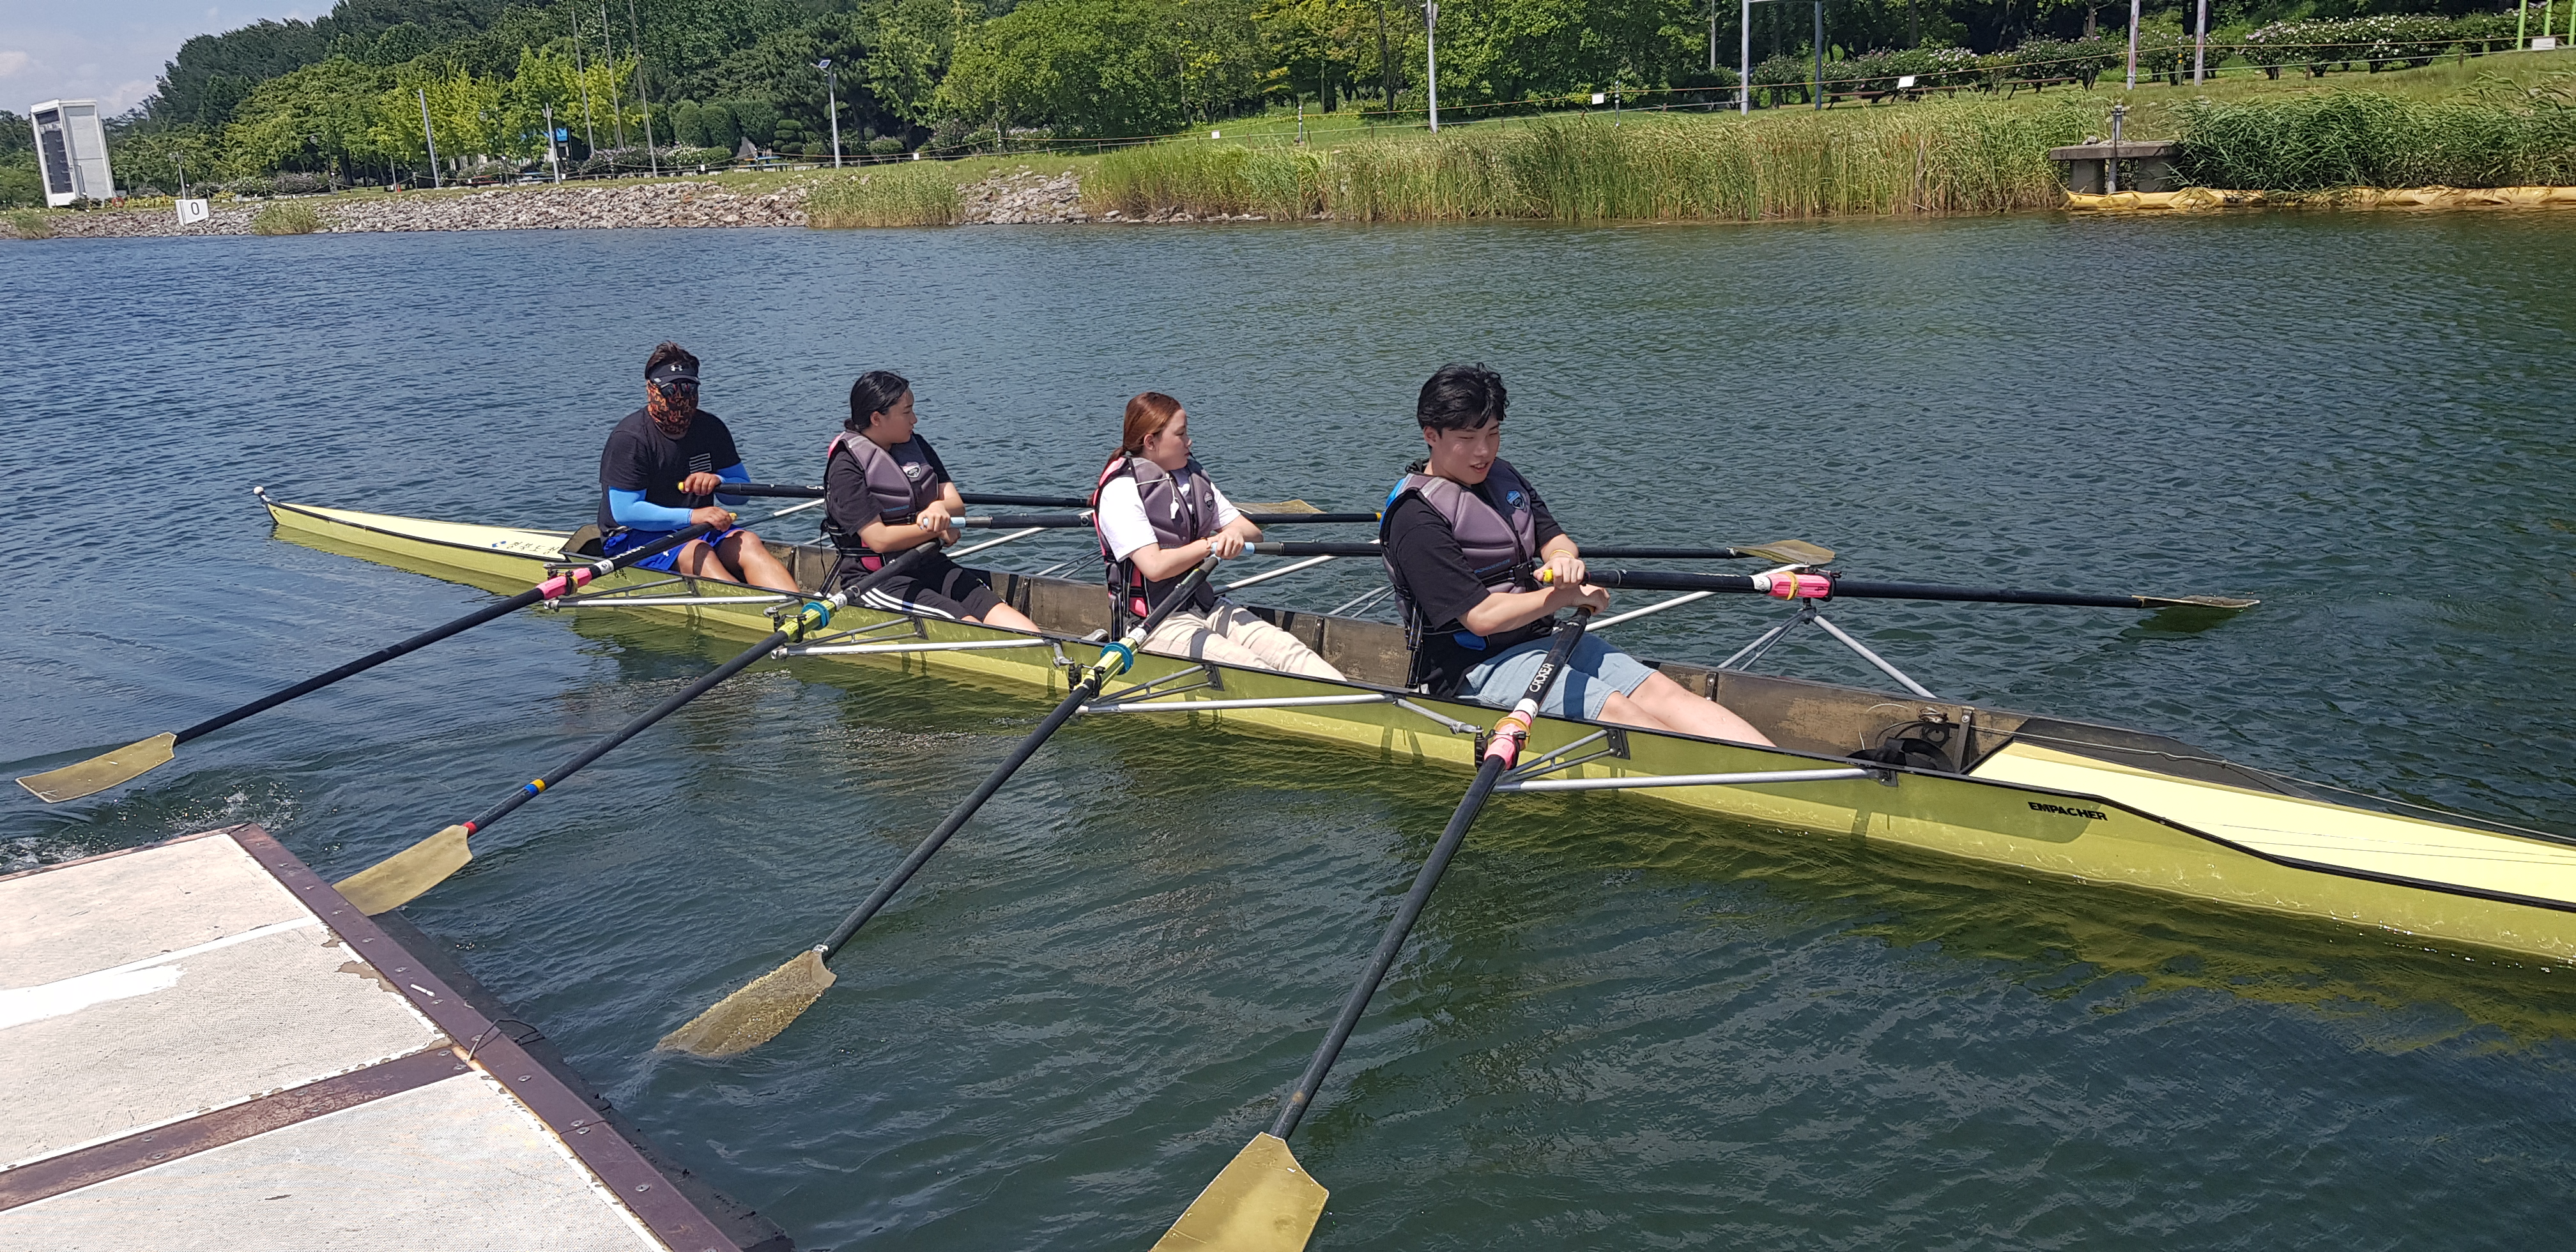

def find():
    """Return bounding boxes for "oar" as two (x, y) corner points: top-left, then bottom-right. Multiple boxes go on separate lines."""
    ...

(330, 544), (942, 915)
(954, 512), (1379, 530)
(1570, 567), (2258, 611)
(17, 521), (729, 804)
(708, 482), (1091, 509)
(657, 557), (1228, 1058)
(1246, 538), (1836, 564)
(1151, 609), (1595, 1252)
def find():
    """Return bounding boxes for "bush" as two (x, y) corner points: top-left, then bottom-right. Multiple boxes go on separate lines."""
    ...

(272, 171), (338, 195)
(251, 202), (322, 234)
(866, 135), (909, 155)
(1752, 53), (1811, 107)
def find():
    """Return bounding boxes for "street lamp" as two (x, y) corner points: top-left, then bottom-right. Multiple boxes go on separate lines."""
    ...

(1423, 1), (1439, 133)
(817, 58), (842, 167)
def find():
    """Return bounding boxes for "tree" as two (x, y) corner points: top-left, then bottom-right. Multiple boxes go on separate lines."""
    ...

(936, 0), (1208, 137)
(222, 57), (392, 176)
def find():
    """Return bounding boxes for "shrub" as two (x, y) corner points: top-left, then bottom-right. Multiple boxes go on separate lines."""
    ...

(251, 202), (322, 234)
(866, 135), (908, 155)
(1752, 53), (1811, 107)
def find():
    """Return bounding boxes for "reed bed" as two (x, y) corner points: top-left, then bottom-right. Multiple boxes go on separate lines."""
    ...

(806, 164), (966, 227)
(2175, 89), (2576, 190)
(1089, 97), (2100, 223)
(249, 202), (322, 235)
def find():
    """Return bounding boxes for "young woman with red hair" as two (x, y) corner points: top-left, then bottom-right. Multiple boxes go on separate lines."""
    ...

(1091, 393), (1342, 679)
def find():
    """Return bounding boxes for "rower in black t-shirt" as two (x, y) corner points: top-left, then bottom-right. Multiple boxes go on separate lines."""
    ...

(1379, 363), (1774, 744)
(595, 342), (797, 592)
(821, 371), (1039, 630)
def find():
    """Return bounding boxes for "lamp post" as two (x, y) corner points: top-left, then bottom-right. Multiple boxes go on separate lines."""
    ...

(1740, 0), (1752, 112)
(2193, 0), (2208, 83)
(1424, 1), (1439, 133)
(817, 58), (841, 167)
(417, 87), (442, 188)
(1813, 0), (1823, 111)
(2126, 0), (2141, 89)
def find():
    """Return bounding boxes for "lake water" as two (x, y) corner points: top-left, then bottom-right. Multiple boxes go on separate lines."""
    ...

(4, 212), (2573, 1249)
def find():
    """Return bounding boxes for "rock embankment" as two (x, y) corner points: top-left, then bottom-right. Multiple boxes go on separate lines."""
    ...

(962, 170), (1088, 224)
(19, 180), (808, 238)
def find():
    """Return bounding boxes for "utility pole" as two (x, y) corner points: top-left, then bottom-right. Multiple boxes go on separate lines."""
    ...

(817, 58), (841, 166)
(1423, 1), (1440, 132)
(1740, 0), (1752, 112)
(571, 11), (597, 155)
(1376, 0), (1395, 109)
(2193, 0), (2207, 83)
(2126, 0), (2141, 89)
(545, 104), (562, 181)
(417, 87), (442, 188)
(628, 0), (658, 175)
(1813, 0), (1824, 111)
(1709, 0), (1717, 74)
(602, 4), (624, 150)
(1422, 0), (1442, 134)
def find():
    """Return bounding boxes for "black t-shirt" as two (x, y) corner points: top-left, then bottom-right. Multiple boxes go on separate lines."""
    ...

(1382, 478), (1567, 694)
(597, 408), (744, 531)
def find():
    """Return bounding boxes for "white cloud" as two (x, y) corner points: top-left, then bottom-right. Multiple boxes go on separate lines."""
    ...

(0, 51), (32, 78)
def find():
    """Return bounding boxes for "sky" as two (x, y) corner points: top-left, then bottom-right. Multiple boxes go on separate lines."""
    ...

(1, 0), (312, 115)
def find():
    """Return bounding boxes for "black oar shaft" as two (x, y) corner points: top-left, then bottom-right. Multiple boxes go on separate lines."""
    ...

(173, 521), (719, 745)
(710, 483), (1090, 509)
(1586, 569), (2188, 609)
(808, 561), (1221, 962)
(1250, 542), (1383, 558)
(1268, 612), (1592, 1143)
(445, 544), (936, 840)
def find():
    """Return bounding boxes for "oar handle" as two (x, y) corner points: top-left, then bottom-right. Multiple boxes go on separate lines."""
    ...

(813, 557), (1223, 963)
(954, 513), (1092, 529)
(1249, 542), (1383, 558)
(171, 521), (721, 747)
(1269, 611), (1592, 1143)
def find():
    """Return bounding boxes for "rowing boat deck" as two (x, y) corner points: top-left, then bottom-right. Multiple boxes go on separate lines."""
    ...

(0, 825), (788, 1252)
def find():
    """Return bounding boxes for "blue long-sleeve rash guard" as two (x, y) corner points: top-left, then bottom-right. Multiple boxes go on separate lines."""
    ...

(609, 464), (751, 530)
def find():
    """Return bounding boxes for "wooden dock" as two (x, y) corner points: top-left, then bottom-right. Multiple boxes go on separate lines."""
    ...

(0, 824), (788, 1252)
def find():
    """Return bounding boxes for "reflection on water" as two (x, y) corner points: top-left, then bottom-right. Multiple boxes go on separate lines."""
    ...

(4, 213), (2573, 1249)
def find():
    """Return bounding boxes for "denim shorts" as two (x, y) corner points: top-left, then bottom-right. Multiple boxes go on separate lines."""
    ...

(1459, 633), (1657, 721)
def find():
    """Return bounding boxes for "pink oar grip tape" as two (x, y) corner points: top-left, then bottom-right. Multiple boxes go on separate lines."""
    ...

(1482, 711), (1534, 766)
(536, 569), (595, 599)
(1761, 572), (1832, 600)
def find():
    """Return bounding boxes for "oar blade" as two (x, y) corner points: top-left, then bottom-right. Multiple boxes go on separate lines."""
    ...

(2139, 593), (2260, 610)
(333, 824), (473, 915)
(1239, 499), (1322, 514)
(15, 733), (178, 804)
(1739, 539), (1836, 567)
(659, 949), (838, 1057)
(1151, 1134), (1330, 1252)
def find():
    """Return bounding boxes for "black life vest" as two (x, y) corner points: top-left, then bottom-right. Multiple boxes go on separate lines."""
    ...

(1092, 454), (1223, 632)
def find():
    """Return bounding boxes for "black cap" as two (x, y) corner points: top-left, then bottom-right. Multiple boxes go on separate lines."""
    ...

(648, 357), (699, 385)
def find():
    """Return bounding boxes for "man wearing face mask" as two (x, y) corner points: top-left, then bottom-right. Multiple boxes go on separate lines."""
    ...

(596, 341), (797, 592)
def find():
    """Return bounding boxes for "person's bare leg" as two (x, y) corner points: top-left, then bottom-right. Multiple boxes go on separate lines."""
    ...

(970, 600), (1040, 632)
(716, 530), (799, 593)
(672, 540), (742, 584)
(1595, 689), (1680, 733)
(1618, 671), (1775, 745)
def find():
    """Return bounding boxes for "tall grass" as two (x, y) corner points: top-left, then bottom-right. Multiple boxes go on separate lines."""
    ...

(806, 164), (965, 227)
(1090, 97), (2100, 223)
(3, 209), (50, 239)
(2175, 88), (2576, 189)
(250, 202), (321, 234)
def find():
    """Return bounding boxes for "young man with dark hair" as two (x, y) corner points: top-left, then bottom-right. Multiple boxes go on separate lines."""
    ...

(596, 342), (797, 592)
(1378, 363), (1774, 743)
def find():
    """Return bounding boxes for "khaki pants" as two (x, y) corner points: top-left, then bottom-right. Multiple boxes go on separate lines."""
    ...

(1144, 603), (1345, 680)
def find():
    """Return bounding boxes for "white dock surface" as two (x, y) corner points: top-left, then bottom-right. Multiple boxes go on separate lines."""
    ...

(0, 825), (743, 1252)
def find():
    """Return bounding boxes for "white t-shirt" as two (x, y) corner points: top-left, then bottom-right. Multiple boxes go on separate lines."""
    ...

(1096, 471), (1240, 561)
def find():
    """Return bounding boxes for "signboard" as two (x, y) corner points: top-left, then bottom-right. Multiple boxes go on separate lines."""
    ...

(1592, 92), (1607, 104)
(2534, 36), (2561, 50)
(555, 128), (569, 141)
(174, 198), (210, 225)
(1896, 74), (1919, 88)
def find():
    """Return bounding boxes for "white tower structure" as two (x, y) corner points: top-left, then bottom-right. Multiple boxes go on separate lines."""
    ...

(29, 100), (115, 207)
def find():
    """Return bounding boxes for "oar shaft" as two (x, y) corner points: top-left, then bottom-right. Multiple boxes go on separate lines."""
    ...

(1250, 542), (1383, 558)
(711, 483), (1090, 509)
(1824, 577), (2167, 610)
(1586, 568), (2192, 610)
(1268, 612), (1591, 1143)
(173, 521), (719, 745)
(807, 560), (1222, 962)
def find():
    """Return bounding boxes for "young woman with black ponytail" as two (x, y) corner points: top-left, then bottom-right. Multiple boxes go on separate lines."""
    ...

(821, 371), (1039, 631)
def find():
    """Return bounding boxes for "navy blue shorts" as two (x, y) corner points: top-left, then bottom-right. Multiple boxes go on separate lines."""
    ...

(603, 525), (746, 573)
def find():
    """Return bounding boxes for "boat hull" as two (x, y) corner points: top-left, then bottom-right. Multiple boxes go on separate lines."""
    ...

(263, 498), (2576, 965)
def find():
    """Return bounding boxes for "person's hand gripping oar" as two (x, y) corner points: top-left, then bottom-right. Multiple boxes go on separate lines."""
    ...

(657, 555), (1229, 1058)
(1148, 606), (1597, 1252)
(330, 544), (943, 915)
(16, 521), (732, 804)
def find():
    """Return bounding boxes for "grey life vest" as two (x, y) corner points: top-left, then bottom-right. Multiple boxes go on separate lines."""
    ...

(824, 431), (942, 570)
(1380, 459), (1545, 685)
(1092, 454), (1223, 631)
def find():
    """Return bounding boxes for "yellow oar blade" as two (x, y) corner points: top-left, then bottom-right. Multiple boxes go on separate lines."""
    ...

(333, 824), (473, 915)
(658, 949), (838, 1057)
(1239, 499), (1321, 514)
(1741, 539), (1836, 567)
(15, 732), (178, 804)
(1150, 1133), (1330, 1252)
(2140, 593), (2260, 610)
